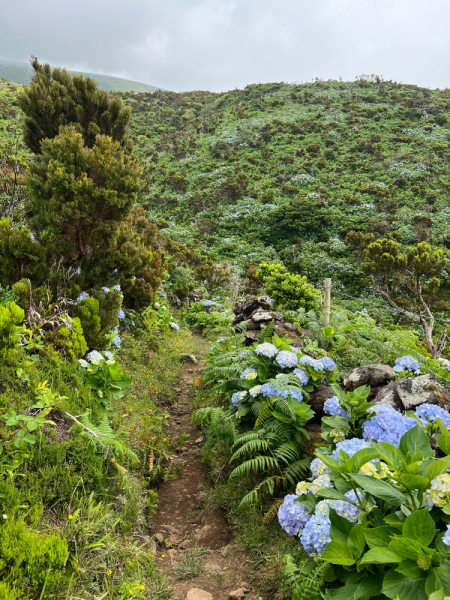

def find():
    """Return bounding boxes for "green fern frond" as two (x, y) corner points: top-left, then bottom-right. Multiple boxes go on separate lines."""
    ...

(254, 400), (272, 428)
(229, 455), (279, 479)
(80, 412), (139, 463)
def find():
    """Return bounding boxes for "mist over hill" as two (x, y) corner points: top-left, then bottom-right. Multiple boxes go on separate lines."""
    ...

(0, 58), (164, 93)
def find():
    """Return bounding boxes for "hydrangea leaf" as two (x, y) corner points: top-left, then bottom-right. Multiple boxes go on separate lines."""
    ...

(403, 509), (436, 547)
(425, 564), (450, 596)
(399, 425), (434, 459)
(350, 474), (407, 505)
(354, 572), (384, 600)
(382, 568), (425, 600)
(396, 474), (430, 492)
(437, 424), (450, 456)
(389, 537), (425, 560)
(350, 448), (380, 472)
(322, 539), (356, 565)
(364, 526), (397, 549)
(360, 547), (401, 564)
(348, 525), (366, 559)
(421, 456), (450, 483)
(371, 441), (402, 470)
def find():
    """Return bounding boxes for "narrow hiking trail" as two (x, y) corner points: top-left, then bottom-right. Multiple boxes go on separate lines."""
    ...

(152, 352), (261, 600)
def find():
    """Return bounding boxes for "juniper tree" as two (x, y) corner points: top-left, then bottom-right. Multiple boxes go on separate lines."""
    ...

(26, 126), (143, 268)
(18, 57), (132, 153)
(360, 238), (448, 359)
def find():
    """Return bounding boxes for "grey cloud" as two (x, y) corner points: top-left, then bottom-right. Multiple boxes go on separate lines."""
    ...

(0, 0), (449, 91)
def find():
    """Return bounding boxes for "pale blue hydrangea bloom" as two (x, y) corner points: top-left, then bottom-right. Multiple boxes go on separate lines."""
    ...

(309, 474), (333, 494)
(324, 396), (350, 419)
(310, 457), (331, 479)
(103, 351), (113, 361)
(117, 309), (125, 319)
(255, 343), (278, 358)
(362, 405), (417, 447)
(170, 322), (180, 330)
(293, 368), (309, 385)
(76, 291), (89, 303)
(78, 359), (88, 368)
(275, 350), (298, 369)
(203, 300), (214, 307)
(321, 357), (336, 371)
(113, 326), (119, 334)
(416, 403), (450, 426)
(240, 368), (258, 380)
(393, 355), (421, 374)
(218, 337), (225, 342)
(331, 438), (371, 461)
(86, 350), (104, 363)
(249, 385), (262, 398)
(443, 524), (450, 546)
(113, 335), (121, 347)
(113, 284), (121, 291)
(299, 356), (324, 371)
(231, 390), (248, 408)
(216, 296), (221, 300)
(101, 286), (110, 293)
(261, 382), (302, 401)
(278, 494), (311, 536)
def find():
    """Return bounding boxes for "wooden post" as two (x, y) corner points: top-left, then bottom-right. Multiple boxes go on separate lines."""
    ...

(323, 278), (331, 327)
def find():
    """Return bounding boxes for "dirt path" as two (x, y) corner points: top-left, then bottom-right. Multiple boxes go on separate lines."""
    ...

(152, 357), (260, 600)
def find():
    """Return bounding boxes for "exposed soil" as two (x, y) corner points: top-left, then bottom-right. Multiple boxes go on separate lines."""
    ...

(152, 357), (260, 600)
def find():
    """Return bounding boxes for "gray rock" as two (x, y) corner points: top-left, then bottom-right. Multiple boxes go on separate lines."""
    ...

(250, 309), (274, 322)
(195, 437), (203, 445)
(344, 364), (395, 391)
(195, 491), (207, 505)
(309, 385), (335, 419)
(155, 533), (164, 545)
(233, 296), (273, 321)
(375, 374), (450, 411)
(180, 353), (198, 363)
(186, 589), (213, 600)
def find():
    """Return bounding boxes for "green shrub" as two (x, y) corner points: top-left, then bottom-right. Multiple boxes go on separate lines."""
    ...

(0, 302), (26, 362)
(257, 263), (321, 311)
(0, 581), (20, 600)
(0, 219), (46, 288)
(74, 297), (101, 350)
(0, 518), (68, 593)
(45, 317), (87, 362)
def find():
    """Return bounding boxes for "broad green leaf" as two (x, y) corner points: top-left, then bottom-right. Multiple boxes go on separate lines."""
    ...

(354, 572), (384, 600)
(421, 456), (450, 482)
(329, 508), (356, 542)
(23, 434), (36, 444)
(390, 536), (424, 560)
(399, 425), (434, 459)
(316, 488), (354, 503)
(371, 441), (402, 470)
(360, 547), (401, 564)
(403, 509), (436, 546)
(237, 404), (251, 416)
(14, 437), (24, 448)
(350, 448), (380, 472)
(426, 564), (450, 596)
(437, 424), (450, 456)
(384, 512), (405, 529)
(26, 421), (38, 432)
(322, 540), (355, 565)
(396, 559), (425, 578)
(315, 452), (342, 471)
(428, 590), (445, 600)
(272, 410), (291, 423)
(329, 584), (359, 600)
(322, 326), (335, 338)
(382, 568), (425, 600)
(436, 533), (450, 556)
(396, 473), (430, 492)
(348, 525), (366, 559)
(257, 365), (268, 381)
(350, 474), (407, 505)
(364, 526), (397, 549)
(442, 504), (450, 515)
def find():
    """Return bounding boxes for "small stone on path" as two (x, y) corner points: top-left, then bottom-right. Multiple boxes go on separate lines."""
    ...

(180, 353), (198, 363)
(186, 589), (213, 600)
(155, 533), (164, 545)
(229, 588), (247, 599)
(195, 437), (203, 445)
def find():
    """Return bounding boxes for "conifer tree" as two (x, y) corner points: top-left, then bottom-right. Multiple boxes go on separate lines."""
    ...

(18, 57), (132, 153)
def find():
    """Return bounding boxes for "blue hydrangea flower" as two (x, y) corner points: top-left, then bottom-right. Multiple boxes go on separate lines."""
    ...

(324, 396), (350, 419)
(416, 403), (450, 426)
(321, 357), (336, 371)
(293, 368), (309, 385)
(117, 309), (125, 320)
(203, 300), (214, 307)
(76, 291), (89, 303)
(275, 350), (298, 369)
(113, 326), (119, 334)
(103, 351), (113, 361)
(240, 368), (258, 380)
(331, 438), (371, 461)
(78, 359), (88, 368)
(443, 524), (450, 546)
(255, 343), (278, 358)
(393, 355), (421, 374)
(113, 284), (121, 292)
(310, 457), (331, 479)
(170, 322), (180, 330)
(216, 296), (221, 300)
(249, 385), (262, 398)
(278, 494), (311, 536)
(261, 382), (302, 401)
(86, 350), (104, 363)
(101, 286), (110, 293)
(299, 355), (324, 371)
(160, 292), (166, 299)
(218, 337), (225, 343)
(113, 335), (121, 347)
(362, 405), (417, 447)
(231, 390), (248, 408)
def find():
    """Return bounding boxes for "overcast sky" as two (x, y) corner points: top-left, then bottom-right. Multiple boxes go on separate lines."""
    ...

(1, 0), (449, 92)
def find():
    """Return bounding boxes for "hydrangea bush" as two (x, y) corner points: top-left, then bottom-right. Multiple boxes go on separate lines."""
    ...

(278, 387), (450, 599)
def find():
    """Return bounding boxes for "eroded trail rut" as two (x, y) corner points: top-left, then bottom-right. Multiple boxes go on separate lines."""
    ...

(152, 358), (260, 600)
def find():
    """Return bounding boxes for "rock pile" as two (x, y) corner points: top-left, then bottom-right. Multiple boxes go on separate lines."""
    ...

(232, 295), (314, 348)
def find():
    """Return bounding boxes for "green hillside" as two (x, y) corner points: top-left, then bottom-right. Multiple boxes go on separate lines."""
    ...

(119, 78), (450, 302)
(0, 58), (164, 93)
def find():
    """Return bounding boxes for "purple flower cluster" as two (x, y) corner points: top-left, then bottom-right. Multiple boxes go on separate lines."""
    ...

(362, 405), (417, 447)
(278, 494), (311, 536)
(416, 403), (450, 426)
(323, 396), (350, 419)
